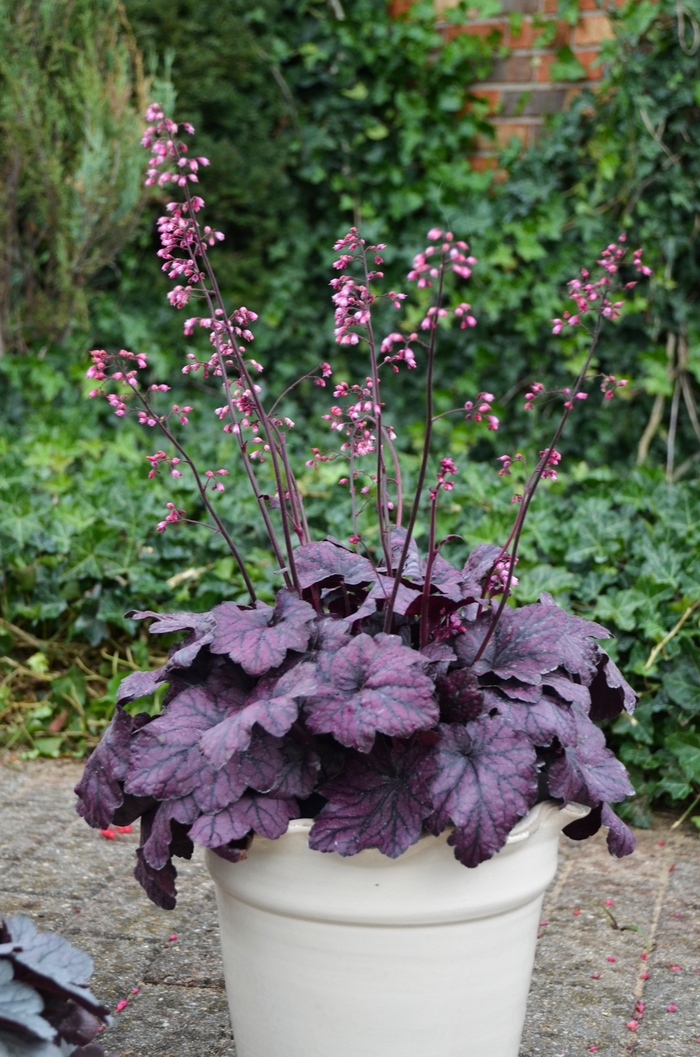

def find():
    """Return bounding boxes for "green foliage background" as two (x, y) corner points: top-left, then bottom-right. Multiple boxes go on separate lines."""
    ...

(1, 0), (700, 828)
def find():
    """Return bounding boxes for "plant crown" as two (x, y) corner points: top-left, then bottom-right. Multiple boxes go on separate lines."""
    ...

(76, 107), (648, 907)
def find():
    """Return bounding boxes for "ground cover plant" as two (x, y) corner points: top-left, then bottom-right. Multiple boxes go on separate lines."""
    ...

(0, 915), (116, 1057)
(68, 104), (655, 907)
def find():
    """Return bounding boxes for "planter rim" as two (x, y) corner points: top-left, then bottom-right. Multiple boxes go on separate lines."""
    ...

(205, 800), (589, 927)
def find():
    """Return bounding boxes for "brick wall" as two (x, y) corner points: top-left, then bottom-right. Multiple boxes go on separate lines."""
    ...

(433, 0), (618, 170)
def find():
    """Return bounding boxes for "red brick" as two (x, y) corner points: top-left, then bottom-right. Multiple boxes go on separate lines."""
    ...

(469, 88), (502, 116)
(485, 55), (535, 83)
(388, 0), (412, 14)
(469, 155), (499, 172)
(507, 16), (536, 49)
(573, 13), (614, 45)
(491, 120), (532, 147)
(443, 21), (504, 43)
(572, 47), (605, 79)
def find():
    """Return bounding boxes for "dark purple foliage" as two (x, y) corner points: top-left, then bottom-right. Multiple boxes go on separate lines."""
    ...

(209, 591), (315, 675)
(76, 560), (638, 908)
(309, 741), (435, 858)
(548, 710), (635, 806)
(455, 605), (609, 684)
(429, 718), (538, 867)
(0, 917), (115, 1057)
(305, 633), (438, 751)
(294, 540), (375, 588)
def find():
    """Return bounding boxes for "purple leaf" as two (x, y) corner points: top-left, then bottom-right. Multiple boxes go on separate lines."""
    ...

(541, 671), (591, 710)
(309, 741), (435, 858)
(310, 617), (352, 652)
(134, 847), (177, 910)
(193, 731), (284, 813)
(268, 737), (321, 798)
(53, 1002), (102, 1046)
(189, 794), (298, 846)
(430, 718), (538, 867)
(305, 633), (438, 751)
(346, 575), (421, 625)
(390, 527), (421, 579)
(455, 603), (609, 684)
(125, 683), (231, 800)
(562, 801), (602, 841)
(293, 541), (375, 589)
(601, 803), (635, 856)
(588, 651), (638, 721)
(74, 708), (135, 829)
(486, 691), (579, 747)
(0, 959), (54, 1041)
(424, 553), (466, 602)
(210, 591), (315, 676)
(461, 544), (502, 597)
(492, 680), (542, 703)
(0, 918), (108, 1020)
(116, 666), (168, 706)
(548, 710), (635, 807)
(436, 669), (485, 723)
(125, 609), (206, 634)
(199, 662), (317, 769)
(141, 797), (198, 870)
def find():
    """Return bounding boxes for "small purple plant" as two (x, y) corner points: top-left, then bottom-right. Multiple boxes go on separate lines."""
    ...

(0, 916), (117, 1056)
(76, 106), (649, 908)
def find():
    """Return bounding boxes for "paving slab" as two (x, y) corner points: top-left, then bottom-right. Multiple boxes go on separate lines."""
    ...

(1, 758), (699, 1056)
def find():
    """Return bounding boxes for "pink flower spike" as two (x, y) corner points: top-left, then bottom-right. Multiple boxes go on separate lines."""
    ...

(667, 1004), (677, 1013)
(115, 999), (128, 1013)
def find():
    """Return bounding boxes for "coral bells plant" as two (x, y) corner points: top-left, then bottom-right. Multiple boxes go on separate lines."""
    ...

(76, 105), (650, 909)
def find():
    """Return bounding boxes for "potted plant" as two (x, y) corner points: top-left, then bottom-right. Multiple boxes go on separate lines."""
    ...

(76, 105), (649, 1057)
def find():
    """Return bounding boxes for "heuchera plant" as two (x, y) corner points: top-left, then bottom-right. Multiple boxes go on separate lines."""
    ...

(76, 105), (651, 909)
(0, 916), (116, 1057)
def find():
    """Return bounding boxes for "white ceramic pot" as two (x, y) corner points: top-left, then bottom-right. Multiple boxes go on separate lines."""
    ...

(205, 800), (587, 1057)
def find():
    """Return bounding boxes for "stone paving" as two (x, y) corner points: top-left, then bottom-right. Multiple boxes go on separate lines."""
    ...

(1, 757), (699, 1057)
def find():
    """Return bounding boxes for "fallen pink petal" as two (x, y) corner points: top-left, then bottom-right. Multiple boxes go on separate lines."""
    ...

(590, 972), (601, 979)
(627, 1020), (639, 1031)
(639, 972), (650, 980)
(667, 1004), (677, 1012)
(169, 933), (178, 941)
(115, 999), (128, 1013)
(607, 956), (616, 963)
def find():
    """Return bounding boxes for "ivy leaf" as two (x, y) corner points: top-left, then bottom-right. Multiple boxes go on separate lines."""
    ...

(548, 711), (635, 807)
(210, 591), (315, 675)
(308, 741), (435, 858)
(588, 651), (637, 720)
(74, 707), (135, 829)
(189, 794), (299, 846)
(293, 541), (375, 589)
(455, 603), (608, 684)
(429, 718), (537, 867)
(199, 662), (317, 769)
(305, 633), (438, 751)
(125, 609), (210, 635)
(662, 646), (700, 714)
(0, 960), (54, 1041)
